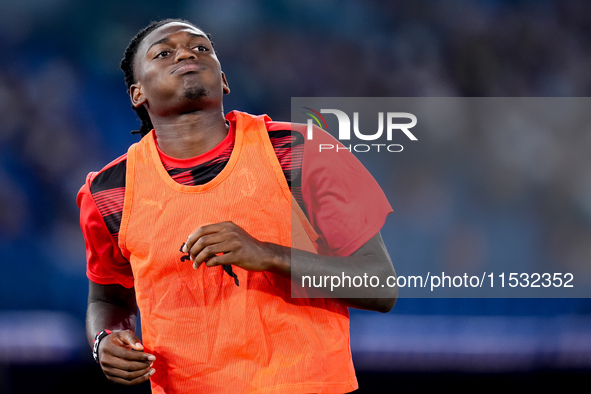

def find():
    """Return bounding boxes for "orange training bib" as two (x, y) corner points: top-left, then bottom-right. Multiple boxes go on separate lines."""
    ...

(119, 111), (357, 393)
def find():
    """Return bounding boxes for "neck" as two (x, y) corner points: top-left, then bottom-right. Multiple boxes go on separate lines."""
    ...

(151, 108), (228, 159)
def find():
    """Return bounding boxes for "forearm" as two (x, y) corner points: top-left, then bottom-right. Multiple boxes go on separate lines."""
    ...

(86, 300), (138, 347)
(86, 281), (154, 385)
(86, 281), (139, 347)
(267, 234), (398, 312)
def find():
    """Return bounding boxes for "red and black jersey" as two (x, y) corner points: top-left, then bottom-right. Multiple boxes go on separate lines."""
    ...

(88, 127), (305, 242)
(78, 117), (393, 288)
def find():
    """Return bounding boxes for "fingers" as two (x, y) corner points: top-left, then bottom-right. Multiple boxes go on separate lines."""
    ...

(116, 329), (144, 351)
(193, 238), (239, 268)
(200, 253), (235, 268)
(107, 341), (154, 363)
(182, 222), (239, 266)
(183, 222), (233, 253)
(99, 330), (156, 386)
(102, 364), (155, 385)
(179, 221), (272, 272)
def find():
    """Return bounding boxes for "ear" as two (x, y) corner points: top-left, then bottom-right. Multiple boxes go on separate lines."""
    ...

(130, 83), (147, 108)
(221, 72), (230, 95)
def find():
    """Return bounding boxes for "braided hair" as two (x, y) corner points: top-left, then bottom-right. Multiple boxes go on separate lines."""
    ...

(120, 19), (212, 137)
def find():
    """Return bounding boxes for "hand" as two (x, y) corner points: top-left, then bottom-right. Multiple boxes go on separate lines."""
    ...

(98, 330), (155, 385)
(182, 221), (288, 273)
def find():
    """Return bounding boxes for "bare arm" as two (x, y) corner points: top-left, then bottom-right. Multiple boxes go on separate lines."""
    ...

(87, 281), (155, 385)
(183, 222), (398, 313)
(289, 231), (397, 312)
(86, 282), (138, 346)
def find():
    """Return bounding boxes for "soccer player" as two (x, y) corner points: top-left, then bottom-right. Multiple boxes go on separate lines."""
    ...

(78, 18), (396, 393)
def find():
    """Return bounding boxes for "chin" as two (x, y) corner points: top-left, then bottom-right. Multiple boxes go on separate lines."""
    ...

(183, 87), (208, 100)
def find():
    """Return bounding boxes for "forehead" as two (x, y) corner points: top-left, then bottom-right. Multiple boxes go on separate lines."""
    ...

(139, 22), (209, 54)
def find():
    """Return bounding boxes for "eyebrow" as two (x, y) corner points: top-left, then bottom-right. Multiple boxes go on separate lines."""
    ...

(146, 32), (209, 55)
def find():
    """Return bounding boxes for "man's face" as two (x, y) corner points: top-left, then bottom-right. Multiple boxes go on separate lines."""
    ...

(130, 22), (229, 117)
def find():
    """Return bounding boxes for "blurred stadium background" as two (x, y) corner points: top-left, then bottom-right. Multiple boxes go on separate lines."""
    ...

(1, 0), (590, 392)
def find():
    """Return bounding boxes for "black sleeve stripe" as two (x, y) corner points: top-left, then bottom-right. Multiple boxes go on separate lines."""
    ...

(102, 211), (123, 237)
(90, 160), (127, 194)
(90, 159), (127, 237)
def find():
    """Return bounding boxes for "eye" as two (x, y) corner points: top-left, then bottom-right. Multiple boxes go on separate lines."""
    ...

(155, 50), (171, 59)
(193, 45), (209, 52)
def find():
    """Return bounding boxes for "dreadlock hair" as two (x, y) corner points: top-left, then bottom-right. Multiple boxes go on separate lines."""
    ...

(120, 19), (213, 138)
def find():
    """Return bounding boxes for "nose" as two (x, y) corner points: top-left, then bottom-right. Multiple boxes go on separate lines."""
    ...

(174, 46), (196, 63)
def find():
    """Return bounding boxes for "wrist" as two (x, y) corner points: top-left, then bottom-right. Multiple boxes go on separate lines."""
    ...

(92, 329), (112, 363)
(264, 243), (291, 276)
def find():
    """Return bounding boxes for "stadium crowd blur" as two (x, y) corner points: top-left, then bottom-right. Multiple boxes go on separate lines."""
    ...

(1, 0), (591, 390)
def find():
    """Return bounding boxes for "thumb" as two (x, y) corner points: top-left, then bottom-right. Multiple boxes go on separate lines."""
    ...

(118, 330), (144, 351)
